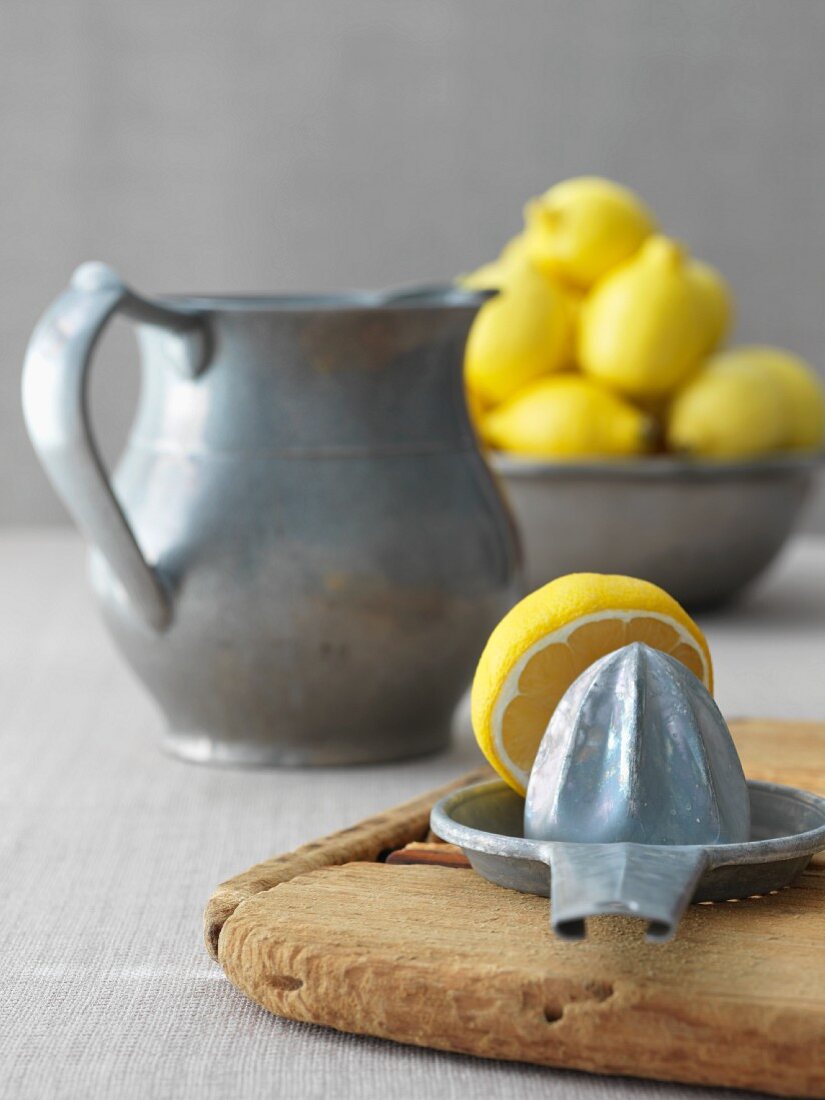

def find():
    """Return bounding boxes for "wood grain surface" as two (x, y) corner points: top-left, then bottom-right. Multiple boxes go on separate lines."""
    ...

(208, 720), (825, 1097)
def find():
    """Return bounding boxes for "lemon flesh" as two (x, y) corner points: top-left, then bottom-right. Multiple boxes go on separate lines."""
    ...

(464, 263), (574, 406)
(579, 236), (731, 401)
(524, 177), (655, 289)
(483, 374), (653, 459)
(471, 573), (712, 794)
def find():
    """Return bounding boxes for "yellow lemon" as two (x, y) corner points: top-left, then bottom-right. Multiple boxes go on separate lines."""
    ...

(471, 573), (712, 794)
(523, 177), (655, 289)
(461, 261), (509, 292)
(483, 374), (653, 458)
(667, 351), (793, 458)
(692, 258), (733, 350)
(716, 346), (824, 452)
(464, 263), (574, 406)
(579, 236), (731, 401)
(459, 235), (531, 291)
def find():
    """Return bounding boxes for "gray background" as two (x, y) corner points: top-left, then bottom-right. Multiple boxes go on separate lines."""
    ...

(2, 0), (824, 528)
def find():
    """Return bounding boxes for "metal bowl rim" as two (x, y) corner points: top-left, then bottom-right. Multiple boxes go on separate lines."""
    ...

(489, 451), (824, 480)
(431, 778), (825, 868)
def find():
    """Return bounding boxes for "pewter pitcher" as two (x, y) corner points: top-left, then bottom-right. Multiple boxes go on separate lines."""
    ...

(23, 263), (520, 765)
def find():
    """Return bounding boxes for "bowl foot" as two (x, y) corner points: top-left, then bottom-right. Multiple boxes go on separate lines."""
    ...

(160, 726), (452, 768)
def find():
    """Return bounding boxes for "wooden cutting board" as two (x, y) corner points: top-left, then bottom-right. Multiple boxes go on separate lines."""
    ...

(205, 719), (825, 1098)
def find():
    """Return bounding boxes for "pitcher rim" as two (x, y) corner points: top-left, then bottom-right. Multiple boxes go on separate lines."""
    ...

(157, 284), (496, 313)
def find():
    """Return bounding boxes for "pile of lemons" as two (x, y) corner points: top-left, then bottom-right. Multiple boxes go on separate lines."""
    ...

(462, 177), (825, 460)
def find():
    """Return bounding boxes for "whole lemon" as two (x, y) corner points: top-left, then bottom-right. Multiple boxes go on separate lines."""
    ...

(459, 235), (531, 291)
(714, 346), (824, 451)
(691, 258), (733, 350)
(579, 236), (731, 401)
(667, 352), (793, 458)
(523, 177), (655, 289)
(464, 264), (574, 406)
(483, 374), (653, 459)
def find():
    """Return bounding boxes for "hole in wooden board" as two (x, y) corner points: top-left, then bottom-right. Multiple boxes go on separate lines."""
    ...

(543, 980), (614, 1024)
(586, 980), (614, 1002)
(267, 974), (304, 992)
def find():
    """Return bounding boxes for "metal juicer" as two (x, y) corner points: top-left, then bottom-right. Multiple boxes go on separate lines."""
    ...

(432, 643), (825, 942)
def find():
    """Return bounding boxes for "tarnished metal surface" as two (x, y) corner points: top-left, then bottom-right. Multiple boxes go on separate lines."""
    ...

(524, 644), (751, 846)
(492, 451), (820, 609)
(432, 779), (825, 942)
(438, 643), (807, 941)
(548, 841), (708, 942)
(23, 265), (521, 765)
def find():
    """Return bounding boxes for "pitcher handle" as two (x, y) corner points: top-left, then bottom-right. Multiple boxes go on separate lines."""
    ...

(22, 262), (210, 631)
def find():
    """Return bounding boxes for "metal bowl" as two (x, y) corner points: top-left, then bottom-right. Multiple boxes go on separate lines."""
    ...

(491, 452), (821, 609)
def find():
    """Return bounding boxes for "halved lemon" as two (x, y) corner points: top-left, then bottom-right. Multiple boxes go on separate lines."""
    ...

(471, 573), (712, 794)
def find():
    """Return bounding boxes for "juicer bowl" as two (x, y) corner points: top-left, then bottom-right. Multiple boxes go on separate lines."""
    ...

(432, 778), (825, 942)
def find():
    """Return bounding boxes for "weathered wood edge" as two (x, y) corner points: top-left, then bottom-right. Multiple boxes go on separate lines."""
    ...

(203, 766), (490, 959)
